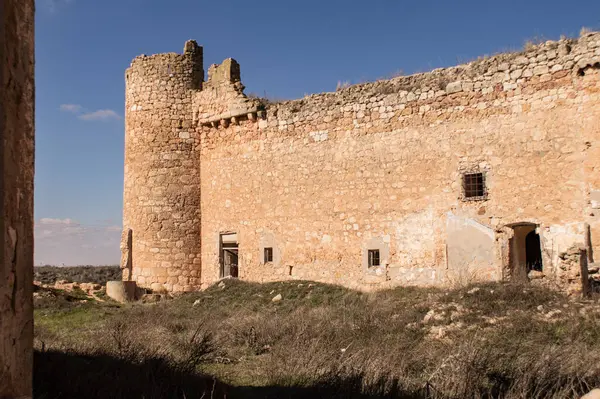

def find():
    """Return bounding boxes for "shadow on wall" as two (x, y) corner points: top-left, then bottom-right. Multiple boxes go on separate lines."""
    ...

(33, 350), (420, 399)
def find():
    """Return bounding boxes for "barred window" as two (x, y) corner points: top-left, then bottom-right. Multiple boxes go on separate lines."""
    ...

(368, 250), (380, 267)
(462, 172), (486, 200)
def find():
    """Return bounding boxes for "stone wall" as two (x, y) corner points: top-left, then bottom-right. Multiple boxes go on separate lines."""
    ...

(123, 41), (204, 292)
(125, 32), (600, 293)
(0, 0), (35, 397)
(197, 33), (600, 290)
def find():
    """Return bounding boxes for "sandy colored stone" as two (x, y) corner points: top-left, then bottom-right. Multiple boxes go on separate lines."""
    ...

(106, 281), (137, 303)
(123, 33), (600, 295)
(581, 389), (600, 399)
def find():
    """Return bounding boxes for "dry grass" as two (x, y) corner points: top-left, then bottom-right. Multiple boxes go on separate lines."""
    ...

(34, 279), (600, 398)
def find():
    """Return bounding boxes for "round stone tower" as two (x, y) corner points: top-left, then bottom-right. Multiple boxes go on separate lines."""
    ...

(123, 40), (203, 292)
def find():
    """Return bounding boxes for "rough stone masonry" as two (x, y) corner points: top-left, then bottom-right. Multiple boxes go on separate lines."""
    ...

(123, 31), (600, 295)
(0, 0), (35, 397)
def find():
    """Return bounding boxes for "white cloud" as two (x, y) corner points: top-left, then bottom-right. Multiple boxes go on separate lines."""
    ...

(59, 104), (82, 113)
(60, 104), (121, 122)
(39, 217), (78, 225)
(35, 218), (121, 266)
(45, 0), (75, 13)
(78, 109), (121, 121)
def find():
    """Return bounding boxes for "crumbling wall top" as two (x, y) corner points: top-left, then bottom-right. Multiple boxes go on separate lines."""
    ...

(259, 31), (600, 120)
(207, 58), (241, 85)
(127, 39), (204, 76)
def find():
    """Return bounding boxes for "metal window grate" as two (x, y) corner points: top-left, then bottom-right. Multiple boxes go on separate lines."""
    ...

(264, 247), (273, 263)
(462, 172), (486, 200)
(368, 249), (380, 267)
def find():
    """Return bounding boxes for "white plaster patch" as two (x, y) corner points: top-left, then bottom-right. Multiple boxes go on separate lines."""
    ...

(543, 222), (585, 262)
(393, 209), (436, 266)
(446, 212), (494, 239)
(591, 190), (600, 209)
(309, 130), (329, 142)
(321, 234), (332, 244)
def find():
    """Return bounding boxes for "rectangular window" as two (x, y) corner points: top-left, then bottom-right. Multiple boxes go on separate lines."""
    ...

(264, 247), (273, 263)
(462, 172), (486, 200)
(368, 249), (380, 267)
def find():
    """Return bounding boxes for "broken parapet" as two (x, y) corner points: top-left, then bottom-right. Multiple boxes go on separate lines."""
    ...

(194, 58), (263, 127)
(106, 281), (137, 302)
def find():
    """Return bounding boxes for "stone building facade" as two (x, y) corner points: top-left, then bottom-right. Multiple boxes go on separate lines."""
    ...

(0, 0), (35, 397)
(123, 32), (600, 294)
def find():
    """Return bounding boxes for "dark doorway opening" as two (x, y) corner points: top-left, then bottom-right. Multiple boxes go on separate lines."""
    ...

(220, 233), (239, 278)
(525, 230), (543, 273)
(509, 223), (543, 282)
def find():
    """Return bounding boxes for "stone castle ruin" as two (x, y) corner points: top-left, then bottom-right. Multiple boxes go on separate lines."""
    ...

(122, 32), (600, 295)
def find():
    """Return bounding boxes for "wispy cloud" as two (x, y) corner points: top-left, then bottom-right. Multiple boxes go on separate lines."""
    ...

(39, 217), (78, 225)
(45, 0), (75, 13)
(78, 109), (121, 121)
(60, 104), (82, 113)
(35, 217), (121, 266)
(60, 104), (121, 122)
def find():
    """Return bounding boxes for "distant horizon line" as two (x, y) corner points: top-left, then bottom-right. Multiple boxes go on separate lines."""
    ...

(35, 264), (119, 267)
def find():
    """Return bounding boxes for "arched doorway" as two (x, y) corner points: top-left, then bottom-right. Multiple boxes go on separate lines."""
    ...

(508, 223), (543, 282)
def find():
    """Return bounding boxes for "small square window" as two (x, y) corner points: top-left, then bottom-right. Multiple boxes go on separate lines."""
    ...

(368, 249), (380, 267)
(462, 172), (486, 200)
(264, 247), (273, 263)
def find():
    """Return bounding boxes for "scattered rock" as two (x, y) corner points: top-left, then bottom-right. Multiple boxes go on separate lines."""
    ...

(423, 309), (436, 323)
(423, 309), (446, 323)
(467, 287), (480, 295)
(537, 305), (544, 311)
(581, 389), (600, 399)
(528, 270), (545, 280)
(141, 293), (165, 303)
(218, 281), (226, 289)
(193, 299), (201, 306)
(545, 309), (562, 319)
(272, 294), (282, 302)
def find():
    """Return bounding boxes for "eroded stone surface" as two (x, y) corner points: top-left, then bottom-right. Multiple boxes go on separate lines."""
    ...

(0, 0), (35, 396)
(124, 32), (600, 293)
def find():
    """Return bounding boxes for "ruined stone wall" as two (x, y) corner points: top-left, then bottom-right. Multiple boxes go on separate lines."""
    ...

(0, 0), (35, 396)
(123, 32), (600, 293)
(193, 58), (262, 127)
(123, 41), (204, 292)
(196, 33), (600, 290)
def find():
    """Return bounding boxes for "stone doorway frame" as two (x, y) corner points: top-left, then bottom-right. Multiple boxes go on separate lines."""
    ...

(219, 232), (239, 278)
(500, 222), (545, 283)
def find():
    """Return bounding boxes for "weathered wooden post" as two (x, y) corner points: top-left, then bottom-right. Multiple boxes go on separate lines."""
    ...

(0, 0), (35, 397)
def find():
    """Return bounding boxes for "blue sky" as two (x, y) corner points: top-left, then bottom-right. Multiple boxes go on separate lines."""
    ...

(35, 0), (600, 265)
